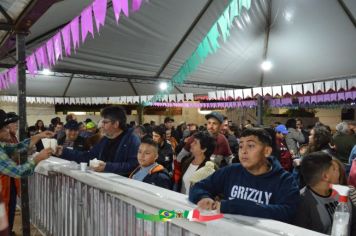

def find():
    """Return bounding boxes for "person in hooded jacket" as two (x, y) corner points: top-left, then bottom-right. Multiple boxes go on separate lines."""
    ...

(189, 128), (300, 223)
(129, 138), (172, 189)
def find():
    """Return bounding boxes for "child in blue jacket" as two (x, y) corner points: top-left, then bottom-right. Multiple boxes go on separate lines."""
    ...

(189, 128), (300, 223)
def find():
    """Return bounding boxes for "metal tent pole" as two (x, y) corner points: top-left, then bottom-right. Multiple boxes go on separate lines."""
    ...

(16, 32), (31, 236)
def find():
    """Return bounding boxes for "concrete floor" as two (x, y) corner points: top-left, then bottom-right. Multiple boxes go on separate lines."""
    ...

(12, 208), (42, 236)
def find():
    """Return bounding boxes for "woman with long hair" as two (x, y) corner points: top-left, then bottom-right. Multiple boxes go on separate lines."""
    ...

(34, 120), (46, 133)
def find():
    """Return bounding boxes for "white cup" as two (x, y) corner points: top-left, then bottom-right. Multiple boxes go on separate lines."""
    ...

(50, 139), (58, 153)
(80, 162), (87, 172)
(41, 138), (51, 149)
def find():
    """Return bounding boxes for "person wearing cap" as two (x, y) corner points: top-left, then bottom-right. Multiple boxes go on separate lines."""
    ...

(79, 121), (97, 139)
(275, 124), (293, 171)
(177, 112), (232, 167)
(57, 106), (140, 176)
(0, 109), (54, 177)
(84, 120), (105, 150)
(57, 120), (88, 152)
(0, 110), (53, 233)
(164, 117), (180, 142)
(0, 112), (20, 234)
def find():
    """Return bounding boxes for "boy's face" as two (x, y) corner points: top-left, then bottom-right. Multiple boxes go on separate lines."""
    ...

(137, 143), (158, 167)
(152, 132), (164, 144)
(238, 135), (272, 174)
(324, 161), (340, 185)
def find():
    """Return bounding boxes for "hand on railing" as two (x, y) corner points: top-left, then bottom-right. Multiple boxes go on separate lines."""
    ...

(55, 146), (63, 156)
(92, 161), (106, 172)
(197, 198), (221, 213)
(33, 148), (53, 165)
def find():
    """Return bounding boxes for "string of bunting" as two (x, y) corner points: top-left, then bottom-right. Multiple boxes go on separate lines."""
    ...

(0, 0), (146, 90)
(148, 0), (252, 104)
(1, 90), (356, 108)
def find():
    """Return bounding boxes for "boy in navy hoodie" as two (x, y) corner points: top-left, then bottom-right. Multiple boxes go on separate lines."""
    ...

(189, 128), (300, 223)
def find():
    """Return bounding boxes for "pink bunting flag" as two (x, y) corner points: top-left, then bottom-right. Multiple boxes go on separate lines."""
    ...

(70, 17), (80, 52)
(26, 54), (38, 76)
(132, 0), (142, 12)
(46, 39), (56, 66)
(93, 0), (107, 32)
(35, 46), (49, 69)
(8, 67), (17, 83)
(53, 33), (63, 60)
(61, 25), (72, 56)
(112, 0), (129, 22)
(2, 72), (9, 89)
(81, 5), (94, 43)
(0, 74), (4, 89)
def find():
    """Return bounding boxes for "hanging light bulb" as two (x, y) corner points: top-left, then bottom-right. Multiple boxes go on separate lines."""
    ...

(159, 82), (168, 91)
(261, 61), (273, 71)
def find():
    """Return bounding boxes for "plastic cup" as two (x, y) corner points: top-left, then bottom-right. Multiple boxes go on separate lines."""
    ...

(41, 138), (51, 149)
(50, 139), (58, 153)
(80, 162), (87, 172)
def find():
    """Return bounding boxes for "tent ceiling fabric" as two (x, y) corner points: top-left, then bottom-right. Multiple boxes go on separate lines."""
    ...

(0, 0), (31, 40)
(1, 0), (356, 97)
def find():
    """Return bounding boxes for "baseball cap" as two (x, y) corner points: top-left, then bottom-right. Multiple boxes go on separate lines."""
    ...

(0, 109), (12, 129)
(6, 112), (19, 124)
(64, 120), (80, 130)
(205, 112), (224, 124)
(275, 124), (289, 135)
(86, 121), (96, 129)
(164, 117), (174, 123)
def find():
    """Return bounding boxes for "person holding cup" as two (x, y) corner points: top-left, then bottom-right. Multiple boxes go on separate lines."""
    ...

(0, 110), (53, 234)
(0, 109), (54, 178)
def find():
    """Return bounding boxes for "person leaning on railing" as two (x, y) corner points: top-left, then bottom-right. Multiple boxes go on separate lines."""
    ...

(0, 109), (54, 178)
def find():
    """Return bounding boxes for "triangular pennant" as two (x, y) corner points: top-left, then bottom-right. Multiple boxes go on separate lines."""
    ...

(46, 39), (56, 66)
(93, 0), (107, 32)
(70, 17), (80, 51)
(53, 32), (63, 60)
(112, 0), (129, 22)
(207, 23), (220, 53)
(35, 46), (49, 69)
(132, 0), (142, 12)
(81, 5), (94, 43)
(61, 25), (72, 56)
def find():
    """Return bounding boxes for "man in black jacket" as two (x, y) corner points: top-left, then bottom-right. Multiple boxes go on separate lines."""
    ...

(152, 126), (174, 174)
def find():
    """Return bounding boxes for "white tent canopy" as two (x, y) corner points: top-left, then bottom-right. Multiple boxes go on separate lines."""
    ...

(1, 0), (356, 97)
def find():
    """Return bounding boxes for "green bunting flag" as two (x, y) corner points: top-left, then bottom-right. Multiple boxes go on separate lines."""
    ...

(147, 0), (252, 105)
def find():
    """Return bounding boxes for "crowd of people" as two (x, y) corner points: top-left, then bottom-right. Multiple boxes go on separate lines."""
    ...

(2, 106), (356, 235)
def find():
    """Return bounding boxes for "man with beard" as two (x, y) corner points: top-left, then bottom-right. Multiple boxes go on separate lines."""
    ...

(177, 112), (232, 167)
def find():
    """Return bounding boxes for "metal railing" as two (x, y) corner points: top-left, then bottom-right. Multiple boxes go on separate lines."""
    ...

(28, 157), (326, 236)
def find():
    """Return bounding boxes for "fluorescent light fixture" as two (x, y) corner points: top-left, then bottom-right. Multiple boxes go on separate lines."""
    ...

(159, 82), (168, 91)
(69, 112), (87, 115)
(261, 61), (273, 71)
(41, 69), (51, 75)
